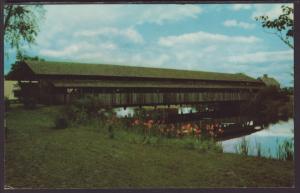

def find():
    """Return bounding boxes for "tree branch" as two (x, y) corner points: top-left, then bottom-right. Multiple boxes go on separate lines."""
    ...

(4, 5), (13, 33)
(275, 32), (294, 49)
(262, 29), (294, 49)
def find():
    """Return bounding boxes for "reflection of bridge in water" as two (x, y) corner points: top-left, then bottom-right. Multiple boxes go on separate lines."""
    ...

(166, 112), (264, 141)
(7, 60), (266, 106)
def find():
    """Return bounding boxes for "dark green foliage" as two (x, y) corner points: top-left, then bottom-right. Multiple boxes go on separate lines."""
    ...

(4, 5), (45, 54)
(54, 117), (68, 129)
(62, 96), (111, 125)
(241, 86), (293, 124)
(17, 55), (45, 61)
(133, 108), (148, 121)
(63, 104), (89, 125)
(255, 5), (293, 48)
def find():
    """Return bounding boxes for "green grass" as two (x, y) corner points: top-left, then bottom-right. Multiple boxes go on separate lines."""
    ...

(5, 105), (294, 188)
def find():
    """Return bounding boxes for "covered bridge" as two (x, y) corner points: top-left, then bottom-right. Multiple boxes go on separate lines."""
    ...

(6, 60), (266, 107)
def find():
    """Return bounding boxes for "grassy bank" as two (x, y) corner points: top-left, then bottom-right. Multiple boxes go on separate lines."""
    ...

(5, 105), (294, 188)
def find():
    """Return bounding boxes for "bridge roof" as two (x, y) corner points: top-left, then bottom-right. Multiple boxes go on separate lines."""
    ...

(24, 60), (260, 82)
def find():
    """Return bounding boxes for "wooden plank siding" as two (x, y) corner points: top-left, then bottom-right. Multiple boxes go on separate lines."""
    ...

(53, 90), (253, 107)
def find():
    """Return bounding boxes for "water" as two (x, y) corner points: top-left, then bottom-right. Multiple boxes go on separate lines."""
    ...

(178, 107), (197, 114)
(114, 107), (135, 118)
(113, 106), (198, 116)
(221, 119), (294, 159)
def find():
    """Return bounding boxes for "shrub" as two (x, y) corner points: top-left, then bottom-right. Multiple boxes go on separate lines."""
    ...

(241, 86), (292, 122)
(54, 117), (68, 129)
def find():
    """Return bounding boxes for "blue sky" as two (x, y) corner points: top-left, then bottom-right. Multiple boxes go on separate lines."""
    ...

(4, 3), (294, 87)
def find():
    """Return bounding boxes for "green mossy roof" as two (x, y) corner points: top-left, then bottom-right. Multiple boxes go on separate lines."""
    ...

(24, 60), (260, 82)
(258, 76), (280, 87)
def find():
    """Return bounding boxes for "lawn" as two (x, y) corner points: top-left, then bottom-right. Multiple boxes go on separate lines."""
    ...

(4, 105), (294, 188)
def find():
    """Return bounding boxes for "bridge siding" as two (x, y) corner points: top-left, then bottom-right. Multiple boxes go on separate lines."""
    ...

(50, 90), (253, 107)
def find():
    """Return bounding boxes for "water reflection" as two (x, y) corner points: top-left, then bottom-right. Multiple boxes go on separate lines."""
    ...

(221, 119), (294, 159)
(178, 107), (197, 114)
(114, 107), (135, 118)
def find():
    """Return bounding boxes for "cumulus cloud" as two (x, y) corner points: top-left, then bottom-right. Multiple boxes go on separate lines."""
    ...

(223, 19), (255, 29)
(137, 5), (202, 25)
(40, 42), (117, 58)
(74, 27), (144, 44)
(251, 4), (293, 20)
(231, 4), (252, 11)
(158, 31), (261, 46)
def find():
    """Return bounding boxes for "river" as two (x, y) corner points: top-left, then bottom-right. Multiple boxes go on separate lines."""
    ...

(221, 118), (294, 159)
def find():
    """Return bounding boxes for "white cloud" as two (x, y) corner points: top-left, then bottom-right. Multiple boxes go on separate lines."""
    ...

(35, 4), (202, 50)
(137, 5), (202, 25)
(231, 4), (252, 11)
(74, 27), (144, 44)
(42, 4), (202, 29)
(252, 4), (293, 20)
(227, 50), (293, 64)
(223, 19), (255, 29)
(40, 42), (117, 58)
(158, 31), (261, 47)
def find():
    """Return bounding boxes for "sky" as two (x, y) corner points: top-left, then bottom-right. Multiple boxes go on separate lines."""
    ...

(4, 3), (294, 87)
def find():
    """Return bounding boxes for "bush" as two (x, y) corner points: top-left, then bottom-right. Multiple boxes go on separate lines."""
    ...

(241, 86), (293, 123)
(54, 117), (68, 129)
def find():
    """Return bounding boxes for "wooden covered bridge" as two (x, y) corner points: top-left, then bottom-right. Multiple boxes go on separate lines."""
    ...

(6, 60), (266, 107)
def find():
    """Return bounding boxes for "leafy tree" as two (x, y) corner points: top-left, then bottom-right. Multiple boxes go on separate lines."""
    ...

(255, 5), (294, 49)
(4, 4), (45, 56)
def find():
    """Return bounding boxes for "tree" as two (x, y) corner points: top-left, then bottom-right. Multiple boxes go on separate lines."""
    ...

(4, 4), (45, 56)
(255, 5), (294, 49)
